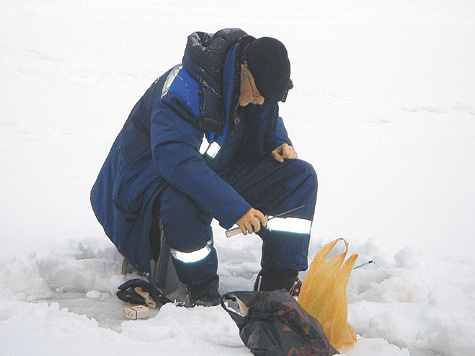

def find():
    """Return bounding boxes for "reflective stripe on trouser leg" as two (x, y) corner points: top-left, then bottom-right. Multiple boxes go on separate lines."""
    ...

(169, 239), (213, 263)
(266, 216), (312, 235)
(260, 217), (312, 271)
(170, 245), (218, 287)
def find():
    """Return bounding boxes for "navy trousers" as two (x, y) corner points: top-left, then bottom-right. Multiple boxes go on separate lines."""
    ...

(156, 158), (317, 286)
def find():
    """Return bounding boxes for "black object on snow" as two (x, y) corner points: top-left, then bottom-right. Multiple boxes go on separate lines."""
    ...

(117, 278), (172, 307)
(221, 290), (339, 356)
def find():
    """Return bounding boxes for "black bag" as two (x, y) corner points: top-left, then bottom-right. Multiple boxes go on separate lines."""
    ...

(221, 291), (339, 356)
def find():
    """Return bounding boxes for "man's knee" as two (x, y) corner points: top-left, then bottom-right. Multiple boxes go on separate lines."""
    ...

(281, 159), (318, 202)
(157, 186), (213, 252)
(292, 159), (318, 190)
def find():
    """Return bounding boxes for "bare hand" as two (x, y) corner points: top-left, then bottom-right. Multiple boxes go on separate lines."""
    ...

(271, 143), (298, 163)
(236, 208), (267, 235)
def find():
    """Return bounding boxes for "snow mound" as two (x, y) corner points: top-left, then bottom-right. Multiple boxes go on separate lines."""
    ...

(1, 236), (474, 355)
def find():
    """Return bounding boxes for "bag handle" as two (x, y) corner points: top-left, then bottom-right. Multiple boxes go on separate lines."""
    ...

(221, 292), (247, 326)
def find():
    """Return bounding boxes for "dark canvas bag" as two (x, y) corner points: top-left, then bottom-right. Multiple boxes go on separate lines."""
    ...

(221, 290), (339, 356)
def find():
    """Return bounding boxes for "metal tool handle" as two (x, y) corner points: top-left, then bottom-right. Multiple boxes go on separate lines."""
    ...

(225, 214), (271, 238)
(225, 226), (242, 238)
(224, 206), (305, 239)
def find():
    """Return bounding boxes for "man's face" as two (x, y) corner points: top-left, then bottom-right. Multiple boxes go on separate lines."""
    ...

(239, 65), (265, 107)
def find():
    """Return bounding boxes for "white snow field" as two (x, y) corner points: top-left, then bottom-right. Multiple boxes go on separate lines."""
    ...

(1, 1), (474, 355)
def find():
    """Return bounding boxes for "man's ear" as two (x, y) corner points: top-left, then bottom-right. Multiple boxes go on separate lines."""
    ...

(241, 62), (250, 74)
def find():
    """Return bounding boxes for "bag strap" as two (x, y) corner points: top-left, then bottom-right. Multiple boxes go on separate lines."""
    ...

(221, 292), (247, 327)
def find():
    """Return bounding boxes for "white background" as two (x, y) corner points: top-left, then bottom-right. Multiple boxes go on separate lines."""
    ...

(1, 1), (474, 355)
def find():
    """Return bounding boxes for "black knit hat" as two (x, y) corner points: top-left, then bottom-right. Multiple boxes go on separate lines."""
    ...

(246, 37), (292, 103)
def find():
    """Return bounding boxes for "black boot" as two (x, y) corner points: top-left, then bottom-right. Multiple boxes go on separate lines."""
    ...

(187, 276), (221, 307)
(254, 269), (302, 296)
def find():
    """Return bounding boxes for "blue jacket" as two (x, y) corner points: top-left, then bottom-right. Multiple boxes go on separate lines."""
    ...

(90, 29), (292, 273)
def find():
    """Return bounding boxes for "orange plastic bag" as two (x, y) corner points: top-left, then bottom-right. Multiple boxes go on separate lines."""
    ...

(298, 238), (358, 350)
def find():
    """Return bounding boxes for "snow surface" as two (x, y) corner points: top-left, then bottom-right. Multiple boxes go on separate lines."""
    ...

(1, 0), (474, 355)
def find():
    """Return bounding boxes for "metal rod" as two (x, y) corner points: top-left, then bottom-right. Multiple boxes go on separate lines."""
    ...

(352, 260), (374, 270)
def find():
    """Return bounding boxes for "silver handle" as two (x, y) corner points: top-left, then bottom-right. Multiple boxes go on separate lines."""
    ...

(225, 226), (242, 238)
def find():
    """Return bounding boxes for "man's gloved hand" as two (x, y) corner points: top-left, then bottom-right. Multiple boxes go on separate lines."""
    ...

(117, 278), (172, 308)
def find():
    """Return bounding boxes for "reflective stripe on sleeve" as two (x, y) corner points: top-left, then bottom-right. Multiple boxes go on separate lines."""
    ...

(161, 64), (183, 98)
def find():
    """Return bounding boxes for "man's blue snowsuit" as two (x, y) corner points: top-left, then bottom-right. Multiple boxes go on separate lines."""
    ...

(90, 29), (317, 286)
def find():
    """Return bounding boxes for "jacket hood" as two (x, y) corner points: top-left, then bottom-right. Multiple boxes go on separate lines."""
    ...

(182, 29), (254, 134)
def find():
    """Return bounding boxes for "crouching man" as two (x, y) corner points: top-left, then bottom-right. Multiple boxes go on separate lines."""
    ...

(91, 28), (317, 307)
